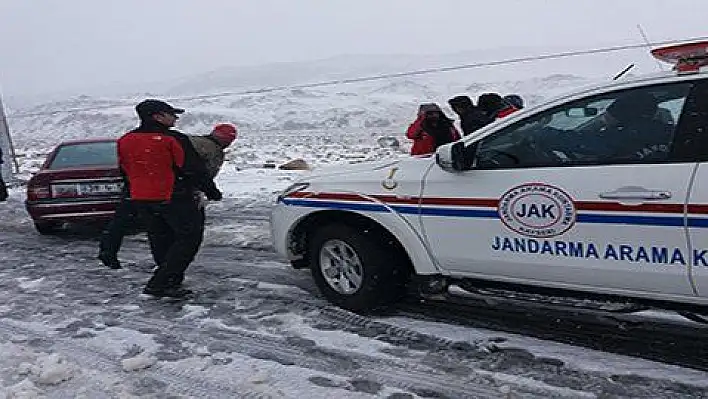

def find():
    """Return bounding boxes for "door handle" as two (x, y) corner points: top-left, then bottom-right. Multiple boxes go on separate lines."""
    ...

(599, 188), (672, 200)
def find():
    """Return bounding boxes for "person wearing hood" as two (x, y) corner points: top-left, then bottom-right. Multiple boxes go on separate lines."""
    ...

(448, 95), (493, 136)
(503, 94), (524, 110)
(477, 93), (519, 120)
(406, 103), (461, 156)
(117, 99), (222, 298)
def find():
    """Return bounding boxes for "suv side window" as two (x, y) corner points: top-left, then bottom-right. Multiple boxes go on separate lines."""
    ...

(475, 82), (695, 169)
(672, 81), (708, 162)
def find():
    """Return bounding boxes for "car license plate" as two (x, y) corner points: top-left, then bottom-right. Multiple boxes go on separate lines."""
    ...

(78, 182), (122, 195)
(51, 184), (79, 198)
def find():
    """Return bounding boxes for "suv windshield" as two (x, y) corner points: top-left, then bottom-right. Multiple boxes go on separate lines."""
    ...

(48, 142), (117, 169)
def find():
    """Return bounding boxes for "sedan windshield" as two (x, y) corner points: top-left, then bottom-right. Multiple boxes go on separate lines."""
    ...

(48, 142), (117, 169)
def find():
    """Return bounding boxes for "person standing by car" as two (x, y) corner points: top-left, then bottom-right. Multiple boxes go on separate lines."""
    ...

(97, 123), (237, 271)
(118, 99), (222, 298)
(0, 146), (8, 202)
(406, 103), (461, 156)
(448, 95), (493, 136)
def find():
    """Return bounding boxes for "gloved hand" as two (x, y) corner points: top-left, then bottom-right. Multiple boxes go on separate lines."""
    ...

(205, 187), (223, 201)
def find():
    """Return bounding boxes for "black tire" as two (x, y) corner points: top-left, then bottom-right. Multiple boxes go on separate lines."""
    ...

(34, 221), (60, 235)
(308, 223), (409, 312)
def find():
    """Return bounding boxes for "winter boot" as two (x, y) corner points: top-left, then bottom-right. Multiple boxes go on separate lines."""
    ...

(143, 285), (193, 299)
(98, 252), (121, 269)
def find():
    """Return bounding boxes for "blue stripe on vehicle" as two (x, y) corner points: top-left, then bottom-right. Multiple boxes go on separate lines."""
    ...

(688, 218), (708, 228)
(393, 206), (499, 218)
(576, 213), (685, 227)
(282, 199), (389, 213)
(282, 198), (708, 228)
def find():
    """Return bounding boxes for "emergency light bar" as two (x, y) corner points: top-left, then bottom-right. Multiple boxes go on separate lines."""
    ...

(651, 40), (708, 74)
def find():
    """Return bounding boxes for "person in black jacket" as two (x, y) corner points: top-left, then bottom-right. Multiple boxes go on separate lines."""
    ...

(478, 92), (519, 120)
(98, 124), (235, 271)
(0, 146), (8, 202)
(118, 99), (222, 298)
(448, 95), (493, 136)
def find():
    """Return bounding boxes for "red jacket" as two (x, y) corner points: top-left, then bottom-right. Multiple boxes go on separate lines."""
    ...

(118, 131), (185, 201)
(497, 105), (519, 119)
(406, 115), (461, 156)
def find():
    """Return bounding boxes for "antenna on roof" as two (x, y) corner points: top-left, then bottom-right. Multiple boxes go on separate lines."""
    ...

(638, 24), (665, 71)
(613, 63), (635, 80)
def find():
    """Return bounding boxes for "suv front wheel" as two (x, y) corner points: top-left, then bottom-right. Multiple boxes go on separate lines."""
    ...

(308, 223), (409, 312)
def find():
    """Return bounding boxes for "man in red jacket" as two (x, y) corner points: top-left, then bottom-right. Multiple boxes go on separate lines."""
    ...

(118, 99), (222, 298)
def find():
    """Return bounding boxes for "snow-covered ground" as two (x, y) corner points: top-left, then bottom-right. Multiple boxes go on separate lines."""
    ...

(1, 165), (708, 398)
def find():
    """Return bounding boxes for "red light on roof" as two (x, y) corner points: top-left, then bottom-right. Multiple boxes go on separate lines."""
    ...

(651, 40), (708, 74)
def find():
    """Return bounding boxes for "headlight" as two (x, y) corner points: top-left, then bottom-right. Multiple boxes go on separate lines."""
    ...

(276, 182), (310, 203)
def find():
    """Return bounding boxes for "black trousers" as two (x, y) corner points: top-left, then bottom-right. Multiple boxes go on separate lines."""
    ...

(136, 198), (204, 290)
(0, 176), (7, 201)
(98, 196), (136, 257)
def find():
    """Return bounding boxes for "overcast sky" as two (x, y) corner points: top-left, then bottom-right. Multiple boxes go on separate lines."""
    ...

(1, 0), (706, 99)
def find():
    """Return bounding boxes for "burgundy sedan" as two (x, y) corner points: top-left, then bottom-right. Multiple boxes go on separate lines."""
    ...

(25, 138), (124, 234)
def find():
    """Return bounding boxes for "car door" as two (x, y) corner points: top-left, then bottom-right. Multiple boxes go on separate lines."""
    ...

(420, 80), (699, 297)
(674, 80), (708, 299)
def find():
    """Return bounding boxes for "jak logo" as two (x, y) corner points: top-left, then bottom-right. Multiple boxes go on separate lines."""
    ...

(498, 183), (576, 238)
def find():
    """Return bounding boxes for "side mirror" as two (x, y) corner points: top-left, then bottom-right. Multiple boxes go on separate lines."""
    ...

(565, 107), (598, 118)
(436, 141), (473, 172)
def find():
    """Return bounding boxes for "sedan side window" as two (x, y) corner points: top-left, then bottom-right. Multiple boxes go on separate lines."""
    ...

(475, 82), (694, 169)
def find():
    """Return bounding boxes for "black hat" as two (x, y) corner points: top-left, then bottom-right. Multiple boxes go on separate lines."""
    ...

(448, 95), (473, 108)
(135, 99), (185, 119)
(477, 93), (505, 113)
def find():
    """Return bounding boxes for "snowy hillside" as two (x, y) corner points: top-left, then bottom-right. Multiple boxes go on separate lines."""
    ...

(6, 74), (598, 173)
(4, 46), (665, 173)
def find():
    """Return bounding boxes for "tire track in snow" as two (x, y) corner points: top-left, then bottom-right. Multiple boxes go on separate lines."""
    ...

(0, 319), (275, 399)
(163, 277), (708, 398)
(1, 224), (706, 397)
(118, 314), (569, 399)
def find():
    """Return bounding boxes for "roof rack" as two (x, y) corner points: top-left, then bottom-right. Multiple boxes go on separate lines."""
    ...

(651, 40), (708, 74)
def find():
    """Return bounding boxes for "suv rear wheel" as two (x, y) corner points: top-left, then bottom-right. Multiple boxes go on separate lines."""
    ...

(308, 223), (409, 311)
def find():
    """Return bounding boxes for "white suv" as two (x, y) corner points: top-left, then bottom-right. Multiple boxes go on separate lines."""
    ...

(270, 42), (708, 312)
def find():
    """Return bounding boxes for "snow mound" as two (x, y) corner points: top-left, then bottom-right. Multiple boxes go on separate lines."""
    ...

(121, 354), (157, 372)
(2, 378), (42, 399)
(16, 278), (45, 291)
(18, 353), (75, 385)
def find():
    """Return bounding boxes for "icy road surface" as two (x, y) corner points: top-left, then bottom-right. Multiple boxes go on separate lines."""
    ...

(1, 169), (708, 398)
